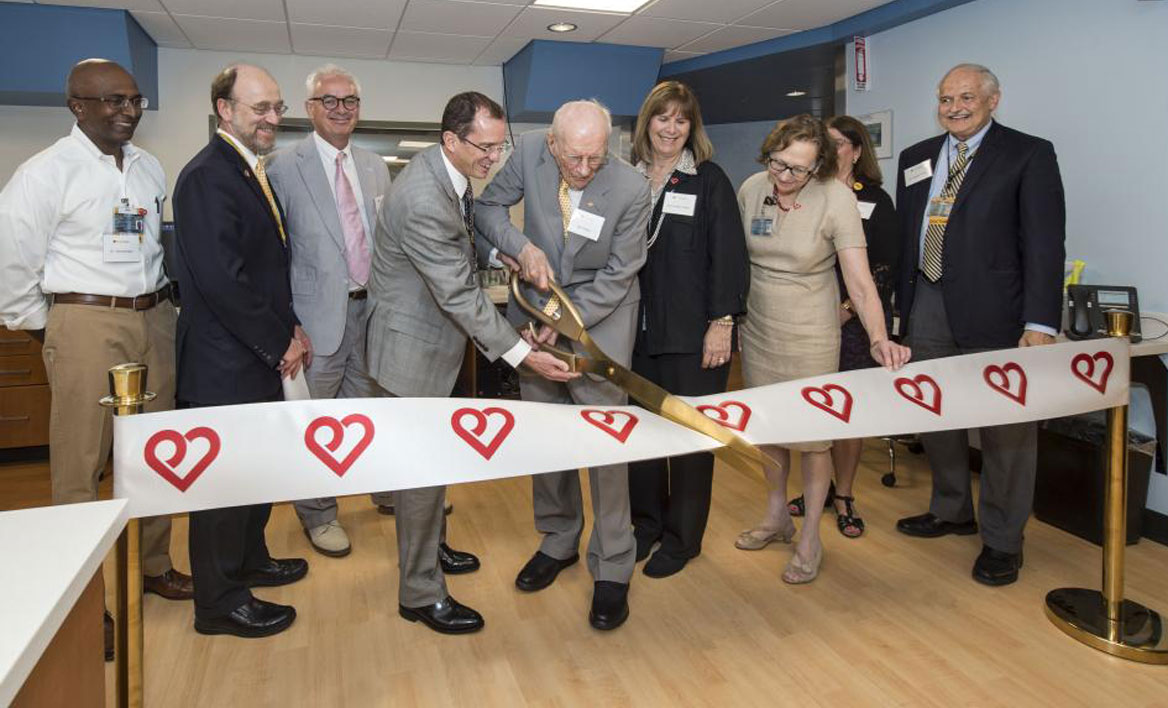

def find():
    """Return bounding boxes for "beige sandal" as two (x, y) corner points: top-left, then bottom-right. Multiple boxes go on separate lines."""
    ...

(734, 520), (797, 550)
(781, 545), (823, 584)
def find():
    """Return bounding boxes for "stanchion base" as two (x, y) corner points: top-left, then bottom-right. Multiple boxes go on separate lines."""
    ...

(1046, 588), (1168, 664)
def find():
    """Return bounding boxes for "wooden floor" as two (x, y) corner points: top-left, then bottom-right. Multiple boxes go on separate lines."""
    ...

(3, 444), (1168, 707)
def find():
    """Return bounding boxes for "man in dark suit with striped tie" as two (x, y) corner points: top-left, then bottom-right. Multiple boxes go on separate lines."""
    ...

(893, 63), (1066, 586)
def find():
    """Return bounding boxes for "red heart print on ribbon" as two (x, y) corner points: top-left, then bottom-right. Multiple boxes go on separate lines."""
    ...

(894, 375), (943, 415)
(696, 400), (752, 431)
(580, 410), (639, 443)
(451, 407), (515, 460)
(144, 427), (221, 492)
(983, 363), (1027, 406)
(800, 384), (853, 422)
(1071, 351), (1114, 394)
(304, 414), (375, 477)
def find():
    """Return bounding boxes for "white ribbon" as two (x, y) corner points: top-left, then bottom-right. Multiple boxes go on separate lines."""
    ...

(113, 339), (1129, 518)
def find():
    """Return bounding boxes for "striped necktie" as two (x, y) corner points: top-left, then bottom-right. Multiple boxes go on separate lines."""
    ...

(921, 140), (969, 282)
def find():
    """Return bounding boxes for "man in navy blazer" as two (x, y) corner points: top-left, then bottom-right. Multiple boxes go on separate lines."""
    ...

(894, 63), (1065, 586)
(173, 64), (310, 637)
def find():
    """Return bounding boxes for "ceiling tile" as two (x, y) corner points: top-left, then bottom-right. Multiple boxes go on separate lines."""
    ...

(500, 7), (628, 42)
(472, 37), (530, 66)
(130, 11), (192, 47)
(401, 0), (524, 35)
(637, 0), (774, 24)
(160, 0), (284, 22)
(389, 31), (494, 63)
(675, 24), (791, 53)
(737, 0), (892, 30)
(284, 0), (406, 30)
(596, 16), (719, 48)
(38, 0), (165, 10)
(290, 23), (391, 58)
(172, 15), (291, 53)
(663, 49), (703, 64)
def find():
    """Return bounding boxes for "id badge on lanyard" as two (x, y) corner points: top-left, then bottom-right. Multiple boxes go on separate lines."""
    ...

(104, 197), (146, 262)
(927, 195), (955, 227)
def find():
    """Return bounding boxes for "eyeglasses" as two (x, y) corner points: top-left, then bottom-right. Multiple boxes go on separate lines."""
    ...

(767, 158), (816, 180)
(230, 99), (289, 117)
(460, 136), (512, 157)
(308, 95), (360, 111)
(70, 94), (148, 110)
(561, 153), (608, 170)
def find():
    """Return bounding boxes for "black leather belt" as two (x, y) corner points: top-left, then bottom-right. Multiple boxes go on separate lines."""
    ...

(52, 284), (173, 311)
(348, 289), (368, 301)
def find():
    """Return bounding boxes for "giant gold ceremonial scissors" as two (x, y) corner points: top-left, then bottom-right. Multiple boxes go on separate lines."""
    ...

(510, 273), (769, 476)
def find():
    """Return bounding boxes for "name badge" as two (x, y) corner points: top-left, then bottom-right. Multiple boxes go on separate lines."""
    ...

(903, 159), (933, 186)
(105, 199), (145, 263)
(662, 192), (696, 217)
(750, 217), (773, 236)
(567, 208), (605, 242)
(856, 201), (876, 220)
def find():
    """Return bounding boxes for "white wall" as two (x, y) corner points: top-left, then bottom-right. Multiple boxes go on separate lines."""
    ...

(844, 0), (1168, 514)
(0, 47), (504, 210)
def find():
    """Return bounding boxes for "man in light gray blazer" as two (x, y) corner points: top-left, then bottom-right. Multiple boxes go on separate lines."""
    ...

(365, 92), (574, 634)
(476, 100), (651, 631)
(266, 65), (393, 557)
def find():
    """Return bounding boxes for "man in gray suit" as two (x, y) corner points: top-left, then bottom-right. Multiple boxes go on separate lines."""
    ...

(266, 65), (390, 556)
(365, 91), (575, 633)
(476, 100), (651, 630)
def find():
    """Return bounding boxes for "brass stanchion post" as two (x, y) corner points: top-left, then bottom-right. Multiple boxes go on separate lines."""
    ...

(1045, 310), (1168, 663)
(101, 363), (156, 706)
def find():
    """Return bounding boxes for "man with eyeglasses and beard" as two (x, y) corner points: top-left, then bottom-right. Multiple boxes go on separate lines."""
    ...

(172, 63), (310, 638)
(476, 99), (650, 630)
(0, 58), (193, 661)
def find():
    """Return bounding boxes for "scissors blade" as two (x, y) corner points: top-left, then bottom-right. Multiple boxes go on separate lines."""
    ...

(599, 362), (766, 476)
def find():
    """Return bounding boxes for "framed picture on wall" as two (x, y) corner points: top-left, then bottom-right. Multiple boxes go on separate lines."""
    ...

(858, 110), (893, 159)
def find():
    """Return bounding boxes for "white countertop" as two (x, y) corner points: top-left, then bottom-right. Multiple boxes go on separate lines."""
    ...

(0, 499), (129, 706)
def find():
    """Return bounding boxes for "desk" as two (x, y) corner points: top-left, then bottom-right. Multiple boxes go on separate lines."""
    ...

(0, 499), (129, 706)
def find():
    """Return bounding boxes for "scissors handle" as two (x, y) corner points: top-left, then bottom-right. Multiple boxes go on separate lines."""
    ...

(509, 272), (587, 341)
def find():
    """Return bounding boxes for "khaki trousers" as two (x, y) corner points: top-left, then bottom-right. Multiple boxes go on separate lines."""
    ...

(41, 301), (178, 576)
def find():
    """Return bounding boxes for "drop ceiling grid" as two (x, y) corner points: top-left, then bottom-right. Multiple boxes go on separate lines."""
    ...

(29, 0), (889, 65)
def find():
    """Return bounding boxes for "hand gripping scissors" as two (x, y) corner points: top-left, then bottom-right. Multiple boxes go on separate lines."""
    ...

(510, 273), (770, 476)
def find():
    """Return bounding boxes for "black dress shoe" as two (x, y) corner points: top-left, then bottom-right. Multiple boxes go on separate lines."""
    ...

(240, 557), (309, 587)
(634, 530), (659, 563)
(973, 545), (1023, 586)
(439, 543), (480, 574)
(589, 581), (629, 631)
(194, 598), (296, 638)
(399, 596), (483, 634)
(377, 502), (454, 516)
(515, 551), (579, 592)
(896, 512), (978, 538)
(643, 551), (688, 578)
(104, 610), (114, 662)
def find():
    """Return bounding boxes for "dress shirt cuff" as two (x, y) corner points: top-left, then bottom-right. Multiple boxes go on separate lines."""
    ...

(487, 247), (503, 269)
(1024, 322), (1058, 337)
(501, 338), (532, 370)
(5, 303), (48, 332)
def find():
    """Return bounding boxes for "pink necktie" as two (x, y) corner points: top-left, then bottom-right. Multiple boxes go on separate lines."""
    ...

(335, 151), (370, 286)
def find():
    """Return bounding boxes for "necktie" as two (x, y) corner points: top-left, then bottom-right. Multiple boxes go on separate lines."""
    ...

(921, 140), (970, 282)
(252, 157), (287, 244)
(461, 182), (476, 257)
(557, 178), (572, 244)
(335, 152), (371, 286)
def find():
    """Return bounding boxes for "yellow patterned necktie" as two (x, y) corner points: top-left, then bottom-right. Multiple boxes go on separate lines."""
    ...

(252, 157), (287, 244)
(558, 178), (572, 244)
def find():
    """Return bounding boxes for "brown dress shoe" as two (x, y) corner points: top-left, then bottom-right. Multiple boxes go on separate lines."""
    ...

(143, 569), (195, 601)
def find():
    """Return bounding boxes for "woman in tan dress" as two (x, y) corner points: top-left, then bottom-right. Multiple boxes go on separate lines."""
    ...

(735, 115), (910, 583)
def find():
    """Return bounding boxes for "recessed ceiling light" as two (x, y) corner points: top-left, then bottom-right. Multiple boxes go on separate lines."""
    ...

(534, 0), (649, 12)
(786, 90), (807, 97)
(547, 22), (578, 32)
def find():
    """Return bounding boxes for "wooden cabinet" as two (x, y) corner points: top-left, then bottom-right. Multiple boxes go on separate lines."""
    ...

(0, 330), (50, 448)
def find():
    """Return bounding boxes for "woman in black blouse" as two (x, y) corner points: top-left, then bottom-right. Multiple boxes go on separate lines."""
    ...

(627, 81), (749, 578)
(787, 114), (899, 538)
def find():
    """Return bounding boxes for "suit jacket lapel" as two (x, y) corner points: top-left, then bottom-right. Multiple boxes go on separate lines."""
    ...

(536, 147), (566, 260)
(296, 136), (346, 251)
(951, 121), (1002, 216)
(907, 135), (946, 262)
(215, 135), (287, 246)
(566, 176), (609, 263)
(353, 149), (381, 230)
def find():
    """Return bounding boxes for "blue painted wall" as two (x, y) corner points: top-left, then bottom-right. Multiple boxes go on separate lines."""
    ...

(504, 40), (662, 122)
(0, 2), (158, 108)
